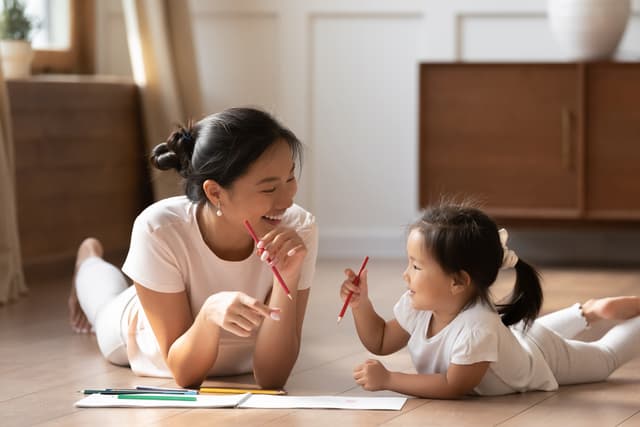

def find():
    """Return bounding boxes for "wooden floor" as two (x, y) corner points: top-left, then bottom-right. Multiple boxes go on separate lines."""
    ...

(2, 258), (640, 427)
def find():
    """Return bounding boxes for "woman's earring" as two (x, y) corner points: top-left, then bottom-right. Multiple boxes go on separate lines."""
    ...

(216, 202), (223, 217)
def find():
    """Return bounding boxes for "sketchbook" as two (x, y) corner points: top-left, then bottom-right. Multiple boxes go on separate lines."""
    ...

(75, 393), (407, 411)
(75, 393), (250, 409)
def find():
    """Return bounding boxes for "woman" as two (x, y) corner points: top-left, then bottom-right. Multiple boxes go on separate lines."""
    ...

(68, 107), (318, 388)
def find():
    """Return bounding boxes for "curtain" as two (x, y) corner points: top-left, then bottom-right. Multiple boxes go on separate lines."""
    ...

(0, 64), (27, 304)
(122, 0), (203, 201)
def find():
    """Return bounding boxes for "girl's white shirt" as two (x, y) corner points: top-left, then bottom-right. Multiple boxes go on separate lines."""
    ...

(121, 196), (318, 378)
(393, 291), (558, 395)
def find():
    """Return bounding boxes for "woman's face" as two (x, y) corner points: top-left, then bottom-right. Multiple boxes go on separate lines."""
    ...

(219, 138), (298, 236)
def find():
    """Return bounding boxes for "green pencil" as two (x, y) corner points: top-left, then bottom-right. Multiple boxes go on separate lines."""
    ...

(117, 394), (197, 402)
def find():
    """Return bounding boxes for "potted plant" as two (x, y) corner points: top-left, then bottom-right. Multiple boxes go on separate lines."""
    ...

(0, 0), (35, 78)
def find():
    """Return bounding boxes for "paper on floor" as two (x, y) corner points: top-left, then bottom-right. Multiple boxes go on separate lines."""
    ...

(238, 394), (407, 410)
(75, 393), (250, 408)
(75, 393), (407, 410)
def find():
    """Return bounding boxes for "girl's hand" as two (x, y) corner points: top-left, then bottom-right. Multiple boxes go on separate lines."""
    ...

(353, 359), (390, 391)
(339, 269), (369, 308)
(204, 291), (280, 337)
(257, 226), (307, 280)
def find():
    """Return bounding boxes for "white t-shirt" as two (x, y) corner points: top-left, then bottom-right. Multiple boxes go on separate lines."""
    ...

(121, 196), (318, 378)
(393, 291), (558, 395)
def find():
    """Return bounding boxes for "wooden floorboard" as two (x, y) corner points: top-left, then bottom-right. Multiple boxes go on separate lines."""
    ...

(1, 258), (639, 426)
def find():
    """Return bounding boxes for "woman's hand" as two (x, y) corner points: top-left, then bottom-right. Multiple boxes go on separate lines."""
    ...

(353, 359), (390, 391)
(257, 227), (307, 280)
(204, 291), (280, 337)
(339, 268), (369, 309)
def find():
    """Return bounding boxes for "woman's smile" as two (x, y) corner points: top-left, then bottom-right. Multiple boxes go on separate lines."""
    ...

(262, 212), (285, 226)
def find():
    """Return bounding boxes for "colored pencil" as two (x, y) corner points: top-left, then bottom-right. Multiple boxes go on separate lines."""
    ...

(117, 394), (197, 401)
(135, 385), (198, 394)
(199, 387), (286, 395)
(337, 256), (369, 323)
(243, 219), (293, 300)
(82, 388), (196, 395)
(83, 389), (196, 395)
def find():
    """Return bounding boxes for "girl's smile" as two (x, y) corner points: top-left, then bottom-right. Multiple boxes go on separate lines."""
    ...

(402, 229), (457, 312)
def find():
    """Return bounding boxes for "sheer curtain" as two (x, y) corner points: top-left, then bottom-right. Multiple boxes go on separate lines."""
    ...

(0, 67), (27, 304)
(122, 0), (203, 201)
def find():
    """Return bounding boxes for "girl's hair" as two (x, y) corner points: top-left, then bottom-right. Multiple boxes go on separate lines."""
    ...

(150, 107), (302, 203)
(411, 202), (543, 329)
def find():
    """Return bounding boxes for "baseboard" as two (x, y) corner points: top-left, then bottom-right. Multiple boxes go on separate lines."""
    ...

(507, 229), (640, 267)
(22, 247), (129, 285)
(319, 227), (640, 267)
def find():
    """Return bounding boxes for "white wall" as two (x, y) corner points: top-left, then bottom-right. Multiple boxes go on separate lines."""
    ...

(96, 0), (640, 262)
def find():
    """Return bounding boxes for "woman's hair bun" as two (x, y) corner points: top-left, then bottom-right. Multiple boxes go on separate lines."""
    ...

(150, 123), (196, 176)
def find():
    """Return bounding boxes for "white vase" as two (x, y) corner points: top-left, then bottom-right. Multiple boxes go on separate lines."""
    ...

(547, 0), (631, 61)
(0, 40), (34, 79)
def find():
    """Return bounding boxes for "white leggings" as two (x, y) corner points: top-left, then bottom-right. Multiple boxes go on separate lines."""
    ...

(531, 303), (640, 385)
(75, 256), (135, 366)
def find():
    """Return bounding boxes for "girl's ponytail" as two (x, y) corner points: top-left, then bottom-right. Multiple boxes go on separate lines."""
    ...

(497, 259), (543, 329)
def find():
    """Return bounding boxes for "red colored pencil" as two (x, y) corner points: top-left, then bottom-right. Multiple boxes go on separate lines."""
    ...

(243, 220), (293, 301)
(337, 256), (369, 323)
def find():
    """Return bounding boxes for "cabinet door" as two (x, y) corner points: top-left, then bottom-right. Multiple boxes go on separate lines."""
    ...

(419, 64), (580, 219)
(586, 63), (640, 220)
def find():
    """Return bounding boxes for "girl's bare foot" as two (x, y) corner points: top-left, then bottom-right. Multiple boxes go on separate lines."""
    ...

(581, 296), (640, 325)
(68, 238), (103, 333)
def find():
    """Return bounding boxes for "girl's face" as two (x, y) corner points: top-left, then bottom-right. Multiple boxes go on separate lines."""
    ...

(219, 138), (298, 236)
(402, 229), (456, 312)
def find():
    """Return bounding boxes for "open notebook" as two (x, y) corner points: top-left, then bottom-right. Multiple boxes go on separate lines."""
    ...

(75, 393), (407, 411)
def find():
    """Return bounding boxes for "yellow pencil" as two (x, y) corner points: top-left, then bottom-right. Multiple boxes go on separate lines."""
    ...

(199, 387), (286, 395)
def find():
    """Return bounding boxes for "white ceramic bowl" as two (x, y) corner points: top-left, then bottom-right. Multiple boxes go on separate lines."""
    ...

(547, 0), (630, 61)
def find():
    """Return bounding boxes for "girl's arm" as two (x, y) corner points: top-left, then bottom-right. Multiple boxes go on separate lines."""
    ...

(340, 269), (410, 355)
(354, 359), (490, 399)
(353, 301), (410, 355)
(135, 283), (275, 388)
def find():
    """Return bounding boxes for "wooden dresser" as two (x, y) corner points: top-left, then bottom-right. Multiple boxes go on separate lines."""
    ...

(7, 76), (152, 269)
(419, 62), (640, 224)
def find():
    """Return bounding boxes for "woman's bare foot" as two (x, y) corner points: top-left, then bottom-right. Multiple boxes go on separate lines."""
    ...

(581, 296), (640, 325)
(68, 238), (103, 333)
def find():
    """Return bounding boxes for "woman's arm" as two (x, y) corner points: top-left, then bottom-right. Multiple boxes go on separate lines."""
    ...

(134, 283), (216, 388)
(252, 224), (315, 388)
(253, 285), (310, 388)
(354, 359), (490, 399)
(135, 283), (275, 388)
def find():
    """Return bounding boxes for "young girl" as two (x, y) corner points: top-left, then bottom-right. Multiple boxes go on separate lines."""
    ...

(68, 107), (318, 389)
(339, 202), (640, 398)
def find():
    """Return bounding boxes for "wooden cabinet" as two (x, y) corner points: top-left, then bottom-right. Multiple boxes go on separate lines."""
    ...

(8, 76), (153, 268)
(586, 64), (640, 219)
(419, 62), (640, 222)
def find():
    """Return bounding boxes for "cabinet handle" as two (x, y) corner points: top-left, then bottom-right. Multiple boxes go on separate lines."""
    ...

(561, 108), (573, 171)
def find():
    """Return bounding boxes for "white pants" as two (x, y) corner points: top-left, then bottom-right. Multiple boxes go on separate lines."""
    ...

(531, 303), (640, 385)
(75, 256), (135, 366)
(74, 257), (255, 377)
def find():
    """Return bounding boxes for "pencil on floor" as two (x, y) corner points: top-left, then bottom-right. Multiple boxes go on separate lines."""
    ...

(117, 394), (197, 401)
(199, 387), (286, 395)
(135, 385), (198, 394)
